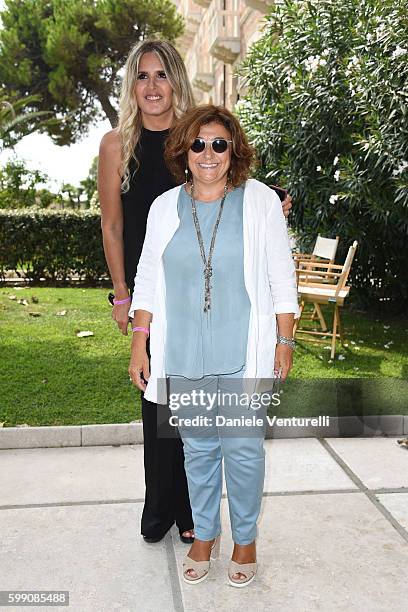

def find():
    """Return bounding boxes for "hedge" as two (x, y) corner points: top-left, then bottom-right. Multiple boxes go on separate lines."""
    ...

(0, 208), (108, 282)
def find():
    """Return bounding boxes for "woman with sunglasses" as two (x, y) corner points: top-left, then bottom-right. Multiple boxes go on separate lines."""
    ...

(128, 105), (299, 586)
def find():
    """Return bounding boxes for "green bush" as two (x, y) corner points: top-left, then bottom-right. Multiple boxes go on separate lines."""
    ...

(0, 208), (108, 282)
(237, 0), (408, 311)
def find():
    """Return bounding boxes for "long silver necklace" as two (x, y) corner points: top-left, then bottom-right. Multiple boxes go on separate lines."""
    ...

(189, 181), (228, 313)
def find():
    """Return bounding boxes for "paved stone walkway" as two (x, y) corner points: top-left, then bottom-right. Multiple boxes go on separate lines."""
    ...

(0, 437), (407, 611)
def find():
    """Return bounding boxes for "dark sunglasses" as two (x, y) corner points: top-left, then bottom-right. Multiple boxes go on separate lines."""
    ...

(190, 137), (233, 154)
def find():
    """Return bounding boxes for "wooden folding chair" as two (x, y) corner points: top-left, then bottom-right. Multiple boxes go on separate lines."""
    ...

(293, 234), (339, 267)
(294, 234), (340, 328)
(293, 241), (358, 359)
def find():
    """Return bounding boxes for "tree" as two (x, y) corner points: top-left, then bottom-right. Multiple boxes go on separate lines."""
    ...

(59, 156), (98, 208)
(0, 155), (98, 210)
(79, 155), (98, 204)
(236, 0), (408, 311)
(0, 93), (55, 150)
(0, 159), (55, 208)
(0, 0), (184, 144)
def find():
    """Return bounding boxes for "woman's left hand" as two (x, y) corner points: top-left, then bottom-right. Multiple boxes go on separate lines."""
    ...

(274, 343), (293, 382)
(282, 194), (292, 218)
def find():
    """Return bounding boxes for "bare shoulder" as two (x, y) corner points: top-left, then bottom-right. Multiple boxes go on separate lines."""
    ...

(98, 129), (121, 180)
(99, 128), (121, 156)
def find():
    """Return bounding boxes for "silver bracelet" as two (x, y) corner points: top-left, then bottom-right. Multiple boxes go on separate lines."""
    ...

(277, 335), (296, 350)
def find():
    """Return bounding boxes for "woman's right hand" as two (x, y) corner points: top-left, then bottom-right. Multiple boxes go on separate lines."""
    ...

(112, 302), (130, 335)
(129, 338), (150, 391)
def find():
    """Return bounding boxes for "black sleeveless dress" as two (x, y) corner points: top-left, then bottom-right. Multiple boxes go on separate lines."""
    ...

(121, 126), (193, 539)
(121, 126), (178, 291)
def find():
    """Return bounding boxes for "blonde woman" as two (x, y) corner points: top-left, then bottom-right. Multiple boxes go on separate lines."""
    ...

(98, 40), (293, 547)
(98, 40), (196, 545)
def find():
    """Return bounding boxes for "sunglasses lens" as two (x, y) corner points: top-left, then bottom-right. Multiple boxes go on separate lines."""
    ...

(190, 138), (205, 153)
(212, 139), (228, 153)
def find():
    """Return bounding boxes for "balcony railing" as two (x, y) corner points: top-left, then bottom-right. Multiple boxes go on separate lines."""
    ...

(208, 9), (240, 63)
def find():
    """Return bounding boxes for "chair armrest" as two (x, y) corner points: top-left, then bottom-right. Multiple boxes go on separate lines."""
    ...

(295, 268), (342, 278)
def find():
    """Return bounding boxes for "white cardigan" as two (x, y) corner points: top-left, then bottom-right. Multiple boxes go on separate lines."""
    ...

(129, 178), (300, 404)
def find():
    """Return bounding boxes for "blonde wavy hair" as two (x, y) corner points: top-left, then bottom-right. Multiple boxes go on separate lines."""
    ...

(117, 39), (195, 192)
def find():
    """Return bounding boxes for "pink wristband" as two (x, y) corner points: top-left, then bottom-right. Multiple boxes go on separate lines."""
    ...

(132, 326), (150, 336)
(113, 296), (131, 305)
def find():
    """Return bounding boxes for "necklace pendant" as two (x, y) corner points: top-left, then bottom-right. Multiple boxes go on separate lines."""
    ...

(204, 290), (211, 312)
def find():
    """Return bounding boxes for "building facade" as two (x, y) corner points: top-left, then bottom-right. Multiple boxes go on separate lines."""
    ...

(173, 0), (273, 109)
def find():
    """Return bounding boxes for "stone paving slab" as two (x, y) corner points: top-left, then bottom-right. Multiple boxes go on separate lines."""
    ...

(262, 438), (358, 492)
(0, 445), (145, 506)
(0, 503), (175, 612)
(325, 437), (408, 489)
(377, 492), (408, 531)
(173, 495), (408, 612)
(222, 438), (357, 495)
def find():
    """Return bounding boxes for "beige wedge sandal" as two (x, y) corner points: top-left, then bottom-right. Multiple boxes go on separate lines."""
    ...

(228, 560), (258, 587)
(182, 535), (221, 585)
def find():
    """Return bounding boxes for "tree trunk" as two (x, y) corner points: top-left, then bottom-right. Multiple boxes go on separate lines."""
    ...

(93, 85), (118, 127)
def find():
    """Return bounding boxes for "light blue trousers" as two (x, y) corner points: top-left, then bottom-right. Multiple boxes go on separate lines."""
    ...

(168, 372), (267, 545)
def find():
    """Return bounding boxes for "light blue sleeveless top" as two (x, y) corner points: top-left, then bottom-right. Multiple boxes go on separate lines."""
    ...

(163, 184), (250, 379)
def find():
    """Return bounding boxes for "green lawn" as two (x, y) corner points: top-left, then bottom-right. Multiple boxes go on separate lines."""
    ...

(0, 287), (139, 427)
(0, 287), (407, 426)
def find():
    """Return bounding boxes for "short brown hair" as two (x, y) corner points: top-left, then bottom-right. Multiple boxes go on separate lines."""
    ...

(164, 105), (256, 187)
